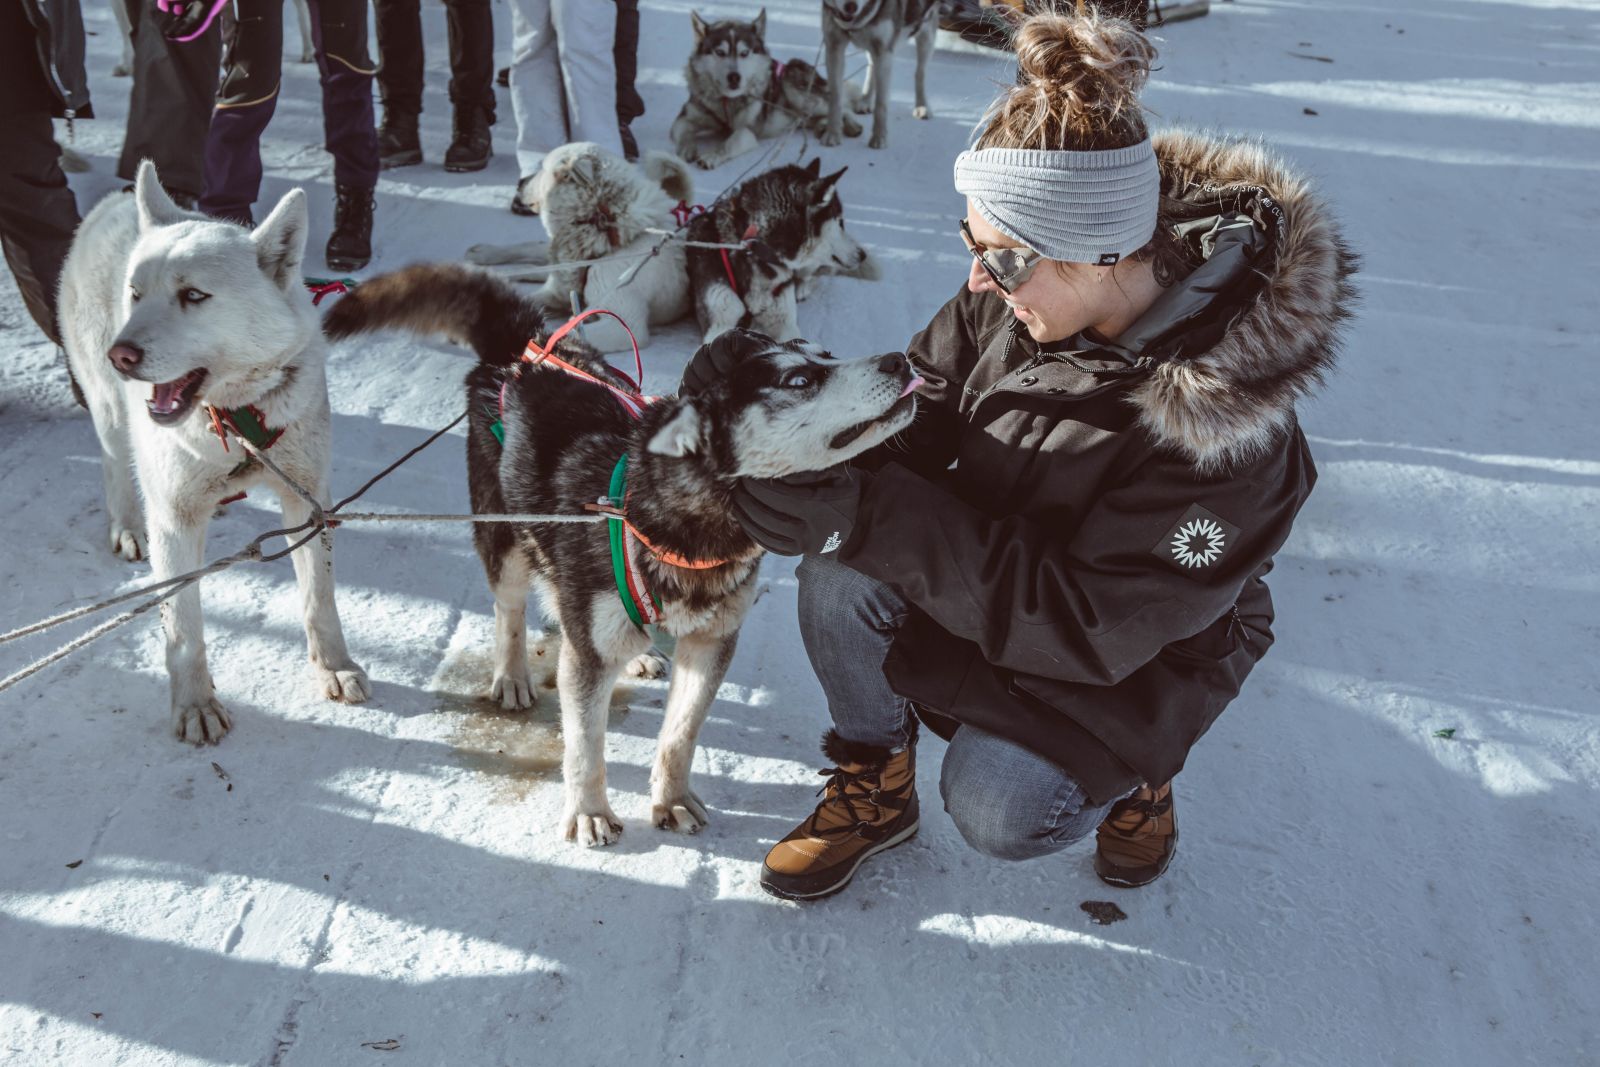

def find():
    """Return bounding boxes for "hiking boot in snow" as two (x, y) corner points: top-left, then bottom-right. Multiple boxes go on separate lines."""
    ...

(325, 184), (374, 273)
(760, 730), (919, 901)
(377, 111), (422, 169)
(444, 106), (492, 173)
(1094, 781), (1177, 888)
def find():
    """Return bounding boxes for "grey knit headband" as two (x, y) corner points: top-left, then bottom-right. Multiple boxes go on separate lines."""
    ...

(953, 141), (1160, 265)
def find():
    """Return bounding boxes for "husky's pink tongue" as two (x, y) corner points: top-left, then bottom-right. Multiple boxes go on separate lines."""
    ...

(899, 375), (926, 400)
(150, 371), (200, 414)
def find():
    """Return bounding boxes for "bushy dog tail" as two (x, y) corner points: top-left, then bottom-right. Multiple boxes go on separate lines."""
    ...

(321, 263), (545, 367)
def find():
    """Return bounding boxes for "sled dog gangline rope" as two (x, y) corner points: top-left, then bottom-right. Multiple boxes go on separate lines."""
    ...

(0, 411), (604, 695)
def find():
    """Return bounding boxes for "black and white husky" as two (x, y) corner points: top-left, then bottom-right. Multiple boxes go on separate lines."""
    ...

(671, 8), (861, 170)
(821, 0), (939, 149)
(323, 265), (920, 846)
(686, 158), (879, 343)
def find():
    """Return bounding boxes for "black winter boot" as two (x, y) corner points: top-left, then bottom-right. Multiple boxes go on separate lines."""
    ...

(444, 106), (492, 173)
(326, 185), (375, 273)
(377, 111), (422, 169)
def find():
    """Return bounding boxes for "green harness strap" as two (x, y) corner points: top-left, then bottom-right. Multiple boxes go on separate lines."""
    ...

(605, 455), (662, 632)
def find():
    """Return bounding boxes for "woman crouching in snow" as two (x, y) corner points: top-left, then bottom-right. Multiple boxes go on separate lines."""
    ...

(682, 8), (1357, 900)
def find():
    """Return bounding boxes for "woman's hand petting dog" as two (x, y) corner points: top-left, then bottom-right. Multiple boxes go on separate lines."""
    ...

(731, 467), (866, 556)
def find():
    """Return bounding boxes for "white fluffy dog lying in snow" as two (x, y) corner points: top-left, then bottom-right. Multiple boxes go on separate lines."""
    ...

(465, 142), (696, 354)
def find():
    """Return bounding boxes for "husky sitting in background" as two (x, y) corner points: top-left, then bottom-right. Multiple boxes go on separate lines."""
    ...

(687, 158), (878, 343)
(58, 162), (369, 744)
(325, 266), (921, 846)
(465, 143), (696, 354)
(821, 0), (939, 149)
(671, 8), (861, 170)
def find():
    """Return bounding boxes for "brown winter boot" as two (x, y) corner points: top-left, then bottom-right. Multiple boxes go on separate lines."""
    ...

(1094, 781), (1178, 888)
(760, 730), (919, 901)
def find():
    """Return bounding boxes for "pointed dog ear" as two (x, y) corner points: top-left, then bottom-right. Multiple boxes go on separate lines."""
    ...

(134, 160), (185, 232)
(753, 7), (767, 37)
(252, 188), (309, 290)
(647, 399), (704, 457)
(690, 10), (708, 43)
(803, 157), (822, 179)
(814, 166), (847, 205)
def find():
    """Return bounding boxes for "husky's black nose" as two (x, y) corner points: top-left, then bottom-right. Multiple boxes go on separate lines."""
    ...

(108, 342), (144, 374)
(842, 0), (859, 14)
(728, 72), (741, 89)
(875, 352), (908, 376)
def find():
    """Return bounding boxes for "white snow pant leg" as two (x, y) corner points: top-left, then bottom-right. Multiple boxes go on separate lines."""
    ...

(508, 0), (564, 180)
(508, 0), (620, 179)
(551, 0), (620, 156)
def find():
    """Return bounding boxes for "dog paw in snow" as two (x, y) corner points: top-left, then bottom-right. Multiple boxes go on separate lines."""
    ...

(491, 669), (537, 710)
(316, 663), (370, 703)
(652, 787), (708, 834)
(110, 524), (146, 562)
(562, 803), (623, 847)
(625, 650), (668, 680)
(172, 696), (232, 745)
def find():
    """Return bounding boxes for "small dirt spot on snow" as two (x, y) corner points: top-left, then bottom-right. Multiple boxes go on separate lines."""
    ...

(1080, 900), (1128, 925)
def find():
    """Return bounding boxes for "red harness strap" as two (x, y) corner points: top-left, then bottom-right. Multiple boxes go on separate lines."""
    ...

(719, 223), (762, 295)
(500, 307), (732, 573)
(671, 200), (708, 228)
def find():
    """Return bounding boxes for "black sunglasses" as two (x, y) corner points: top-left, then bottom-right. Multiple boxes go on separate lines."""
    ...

(959, 218), (1044, 294)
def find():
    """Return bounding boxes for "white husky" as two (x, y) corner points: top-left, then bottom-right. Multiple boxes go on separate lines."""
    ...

(59, 161), (370, 745)
(466, 142), (696, 355)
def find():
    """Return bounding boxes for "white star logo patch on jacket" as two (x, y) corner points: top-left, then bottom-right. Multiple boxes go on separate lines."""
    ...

(1155, 505), (1241, 575)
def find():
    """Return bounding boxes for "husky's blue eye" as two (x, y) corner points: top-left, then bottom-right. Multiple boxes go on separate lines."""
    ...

(179, 288), (210, 307)
(782, 369), (815, 389)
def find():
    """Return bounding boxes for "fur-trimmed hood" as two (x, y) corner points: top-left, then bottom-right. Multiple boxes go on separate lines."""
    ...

(1124, 130), (1359, 470)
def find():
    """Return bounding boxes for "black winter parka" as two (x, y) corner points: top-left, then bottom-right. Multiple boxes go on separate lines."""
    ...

(839, 131), (1359, 804)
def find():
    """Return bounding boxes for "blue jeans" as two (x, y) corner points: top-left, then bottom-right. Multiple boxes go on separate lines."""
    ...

(796, 554), (1118, 862)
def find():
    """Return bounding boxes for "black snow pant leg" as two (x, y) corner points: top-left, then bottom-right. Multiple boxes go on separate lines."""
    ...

(445, 0), (496, 118)
(0, 108), (82, 346)
(200, 0), (284, 222)
(309, 0), (381, 191)
(614, 0), (642, 126)
(117, 0), (222, 200)
(373, 0), (424, 117)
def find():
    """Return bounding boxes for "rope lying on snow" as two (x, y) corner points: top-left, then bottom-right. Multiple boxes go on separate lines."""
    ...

(0, 412), (605, 696)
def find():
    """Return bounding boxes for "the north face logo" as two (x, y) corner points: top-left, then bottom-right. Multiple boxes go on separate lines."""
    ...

(1155, 505), (1240, 575)
(821, 531), (843, 553)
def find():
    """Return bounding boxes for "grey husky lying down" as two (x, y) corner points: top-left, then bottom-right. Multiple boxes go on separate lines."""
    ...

(324, 265), (920, 845)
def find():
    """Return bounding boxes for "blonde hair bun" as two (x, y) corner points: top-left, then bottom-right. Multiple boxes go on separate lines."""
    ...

(981, 7), (1156, 151)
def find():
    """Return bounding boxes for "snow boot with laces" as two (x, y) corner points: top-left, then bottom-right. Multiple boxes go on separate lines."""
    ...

(325, 184), (374, 273)
(1094, 780), (1178, 888)
(760, 730), (919, 901)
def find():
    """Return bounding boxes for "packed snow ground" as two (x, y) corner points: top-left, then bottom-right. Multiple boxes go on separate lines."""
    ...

(3, 0), (1598, 1063)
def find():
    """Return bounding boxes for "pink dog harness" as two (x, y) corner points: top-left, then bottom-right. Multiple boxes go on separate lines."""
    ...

(157, 0), (230, 42)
